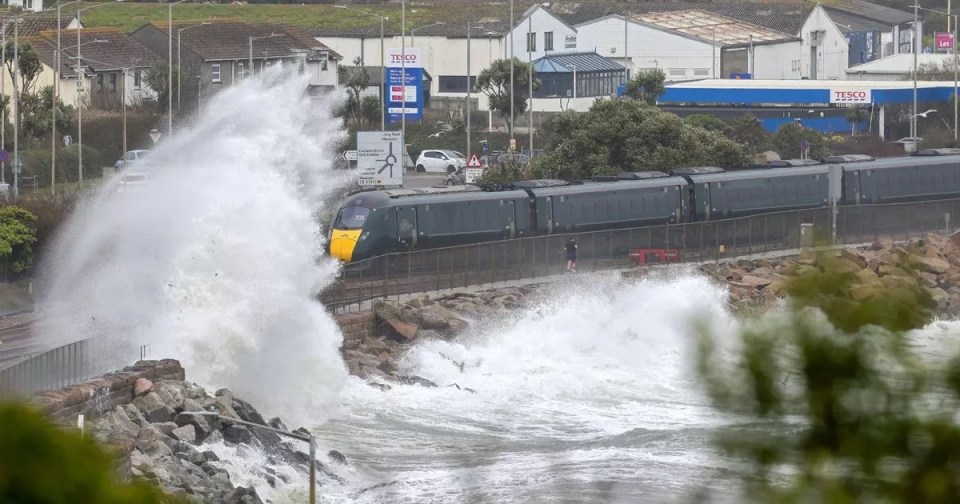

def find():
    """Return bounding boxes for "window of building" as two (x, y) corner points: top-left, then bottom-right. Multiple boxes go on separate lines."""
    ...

(544, 31), (554, 51)
(211, 63), (221, 83)
(693, 68), (710, 76)
(527, 32), (536, 52)
(438, 75), (477, 93)
(96, 74), (103, 90)
(109, 73), (117, 92)
(134, 69), (142, 89)
(668, 68), (686, 77)
(237, 62), (246, 79)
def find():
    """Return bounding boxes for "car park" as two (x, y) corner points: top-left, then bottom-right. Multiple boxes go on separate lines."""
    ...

(414, 149), (466, 173)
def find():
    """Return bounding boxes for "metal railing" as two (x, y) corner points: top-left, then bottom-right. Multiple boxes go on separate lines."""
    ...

(321, 198), (960, 312)
(0, 339), (90, 397)
(5, 198), (959, 396)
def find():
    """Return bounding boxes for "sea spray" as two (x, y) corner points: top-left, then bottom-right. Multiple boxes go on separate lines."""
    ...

(38, 69), (352, 424)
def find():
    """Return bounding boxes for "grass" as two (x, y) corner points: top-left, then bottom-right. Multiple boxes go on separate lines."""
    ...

(64, 2), (510, 34)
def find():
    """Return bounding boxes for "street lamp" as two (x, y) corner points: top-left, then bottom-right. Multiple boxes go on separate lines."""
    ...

(177, 22), (209, 112)
(52, 0), (81, 194)
(911, 3), (920, 139)
(76, 0), (120, 184)
(917, 6), (958, 142)
(409, 21), (444, 47)
(466, 22), (484, 160)
(168, 0), (191, 137)
(334, 5), (387, 130)
(248, 33), (281, 77)
(183, 411), (316, 504)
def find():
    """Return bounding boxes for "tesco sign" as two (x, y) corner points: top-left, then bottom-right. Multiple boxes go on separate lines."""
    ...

(830, 89), (872, 104)
(386, 48), (422, 68)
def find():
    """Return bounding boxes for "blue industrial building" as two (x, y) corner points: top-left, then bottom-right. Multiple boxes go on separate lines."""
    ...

(659, 79), (957, 138)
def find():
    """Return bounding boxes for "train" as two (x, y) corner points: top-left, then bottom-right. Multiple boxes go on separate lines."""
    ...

(327, 148), (960, 263)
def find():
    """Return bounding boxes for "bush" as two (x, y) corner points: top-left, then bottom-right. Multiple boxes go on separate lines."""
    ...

(20, 144), (104, 186)
(18, 190), (80, 259)
(0, 401), (180, 503)
(772, 123), (829, 159)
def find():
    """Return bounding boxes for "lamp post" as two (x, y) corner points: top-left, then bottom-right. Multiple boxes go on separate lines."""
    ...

(510, 0), (514, 147)
(168, 0), (190, 137)
(918, 6), (958, 142)
(334, 5), (387, 130)
(52, 0), (81, 194)
(76, 1), (118, 184)
(184, 412), (316, 504)
(248, 33), (282, 78)
(177, 22), (209, 112)
(466, 22), (484, 160)
(409, 21), (444, 47)
(528, 14), (533, 158)
(912, 3), (920, 139)
(401, 0), (405, 163)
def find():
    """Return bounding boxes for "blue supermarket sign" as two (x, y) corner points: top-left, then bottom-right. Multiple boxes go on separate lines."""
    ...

(386, 48), (423, 123)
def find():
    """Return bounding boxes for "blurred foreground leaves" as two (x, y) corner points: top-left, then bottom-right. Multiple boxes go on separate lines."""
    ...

(697, 251), (960, 503)
(0, 401), (180, 504)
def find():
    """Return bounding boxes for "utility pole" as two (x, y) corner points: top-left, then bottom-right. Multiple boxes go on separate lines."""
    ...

(528, 14), (533, 158)
(401, 0), (406, 168)
(913, 2), (919, 139)
(12, 18), (18, 199)
(509, 0), (514, 146)
(2, 19), (6, 185)
(466, 20), (471, 160)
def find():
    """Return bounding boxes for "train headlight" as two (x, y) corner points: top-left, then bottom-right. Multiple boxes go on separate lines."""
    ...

(360, 232), (370, 241)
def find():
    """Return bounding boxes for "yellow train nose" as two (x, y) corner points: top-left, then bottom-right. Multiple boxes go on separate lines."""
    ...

(329, 229), (362, 262)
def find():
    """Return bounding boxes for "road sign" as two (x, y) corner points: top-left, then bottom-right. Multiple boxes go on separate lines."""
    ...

(386, 48), (423, 123)
(467, 153), (482, 168)
(357, 131), (404, 187)
(342, 150), (358, 161)
(465, 152), (483, 184)
(149, 129), (162, 144)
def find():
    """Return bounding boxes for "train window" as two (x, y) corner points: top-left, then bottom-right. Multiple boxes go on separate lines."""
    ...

(334, 207), (370, 229)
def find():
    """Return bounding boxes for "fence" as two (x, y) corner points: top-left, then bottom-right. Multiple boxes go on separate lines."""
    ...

(0, 339), (90, 397)
(320, 198), (960, 312)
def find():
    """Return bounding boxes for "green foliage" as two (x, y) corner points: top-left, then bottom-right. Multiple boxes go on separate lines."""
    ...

(684, 114), (729, 133)
(21, 85), (73, 145)
(623, 68), (665, 105)
(144, 61), (180, 115)
(338, 58), (371, 126)
(475, 160), (526, 186)
(772, 123), (829, 159)
(695, 254), (960, 504)
(476, 58), (540, 137)
(0, 206), (36, 274)
(529, 99), (752, 181)
(18, 190), (80, 257)
(845, 106), (870, 135)
(359, 95), (381, 129)
(0, 401), (180, 503)
(3, 41), (43, 101)
(728, 114), (773, 153)
(21, 144), (103, 188)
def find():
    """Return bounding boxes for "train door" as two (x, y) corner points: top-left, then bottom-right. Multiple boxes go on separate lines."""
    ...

(544, 196), (555, 234)
(396, 206), (418, 250)
(500, 200), (517, 238)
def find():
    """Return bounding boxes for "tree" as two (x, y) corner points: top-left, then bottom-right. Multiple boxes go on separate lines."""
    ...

(623, 68), (665, 105)
(846, 105), (870, 135)
(359, 95), (381, 128)
(3, 41), (43, 104)
(20, 85), (72, 145)
(727, 114), (773, 154)
(337, 57), (370, 126)
(0, 401), (180, 503)
(772, 123), (829, 159)
(694, 251), (960, 503)
(529, 98), (752, 181)
(0, 206), (36, 274)
(476, 58), (540, 137)
(684, 114), (729, 133)
(143, 61), (179, 115)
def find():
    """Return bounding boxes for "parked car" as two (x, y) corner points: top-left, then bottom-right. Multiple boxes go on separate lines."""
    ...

(115, 149), (150, 170)
(415, 149), (466, 173)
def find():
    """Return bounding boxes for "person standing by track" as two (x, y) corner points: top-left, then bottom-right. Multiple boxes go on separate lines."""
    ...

(564, 237), (578, 273)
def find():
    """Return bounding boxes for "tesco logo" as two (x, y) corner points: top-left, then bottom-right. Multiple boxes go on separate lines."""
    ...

(831, 89), (871, 103)
(386, 48), (421, 68)
(389, 54), (417, 63)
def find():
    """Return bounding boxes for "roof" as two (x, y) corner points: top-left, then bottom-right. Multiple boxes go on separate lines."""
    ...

(2, 13), (75, 37)
(551, 1), (813, 36)
(661, 78), (956, 106)
(847, 53), (954, 74)
(633, 10), (797, 46)
(689, 164), (828, 183)
(135, 21), (340, 62)
(34, 28), (157, 75)
(820, 0), (915, 26)
(532, 51), (623, 73)
(826, 9), (885, 32)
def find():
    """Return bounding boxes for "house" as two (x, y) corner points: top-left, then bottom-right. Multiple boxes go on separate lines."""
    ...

(130, 20), (341, 107)
(5, 0), (43, 13)
(819, 0), (918, 57)
(314, 7), (511, 119)
(35, 28), (158, 109)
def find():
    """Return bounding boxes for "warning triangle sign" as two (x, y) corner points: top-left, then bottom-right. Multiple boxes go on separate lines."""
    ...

(467, 153), (482, 168)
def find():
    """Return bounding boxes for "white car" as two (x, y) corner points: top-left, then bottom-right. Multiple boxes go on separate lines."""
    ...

(115, 149), (150, 170)
(415, 149), (466, 174)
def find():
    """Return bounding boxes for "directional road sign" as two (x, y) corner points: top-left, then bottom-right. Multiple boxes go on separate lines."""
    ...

(357, 131), (404, 187)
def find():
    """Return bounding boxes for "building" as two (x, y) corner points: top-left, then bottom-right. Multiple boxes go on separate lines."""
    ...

(846, 53), (957, 81)
(5, 0), (43, 13)
(130, 20), (341, 110)
(36, 28), (158, 109)
(532, 51), (624, 99)
(341, 65), (433, 105)
(819, 0), (918, 57)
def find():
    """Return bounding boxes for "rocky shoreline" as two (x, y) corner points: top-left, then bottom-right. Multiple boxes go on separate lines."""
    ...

(88, 377), (346, 503)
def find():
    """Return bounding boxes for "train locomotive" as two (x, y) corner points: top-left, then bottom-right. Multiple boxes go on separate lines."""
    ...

(327, 149), (960, 263)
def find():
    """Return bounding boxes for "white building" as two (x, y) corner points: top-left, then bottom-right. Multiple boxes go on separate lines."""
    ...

(846, 53), (957, 81)
(6, 0), (43, 13)
(507, 4), (578, 63)
(798, 5), (850, 80)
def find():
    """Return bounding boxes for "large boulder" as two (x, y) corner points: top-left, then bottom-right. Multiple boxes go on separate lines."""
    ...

(384, 318), (419, 342)
(136, 425), (173, 457)
(171, 424), (198, 444)
(223, 425), (254, 445)
(133, 378), (154, 397)
(914, 255), (950, 274)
